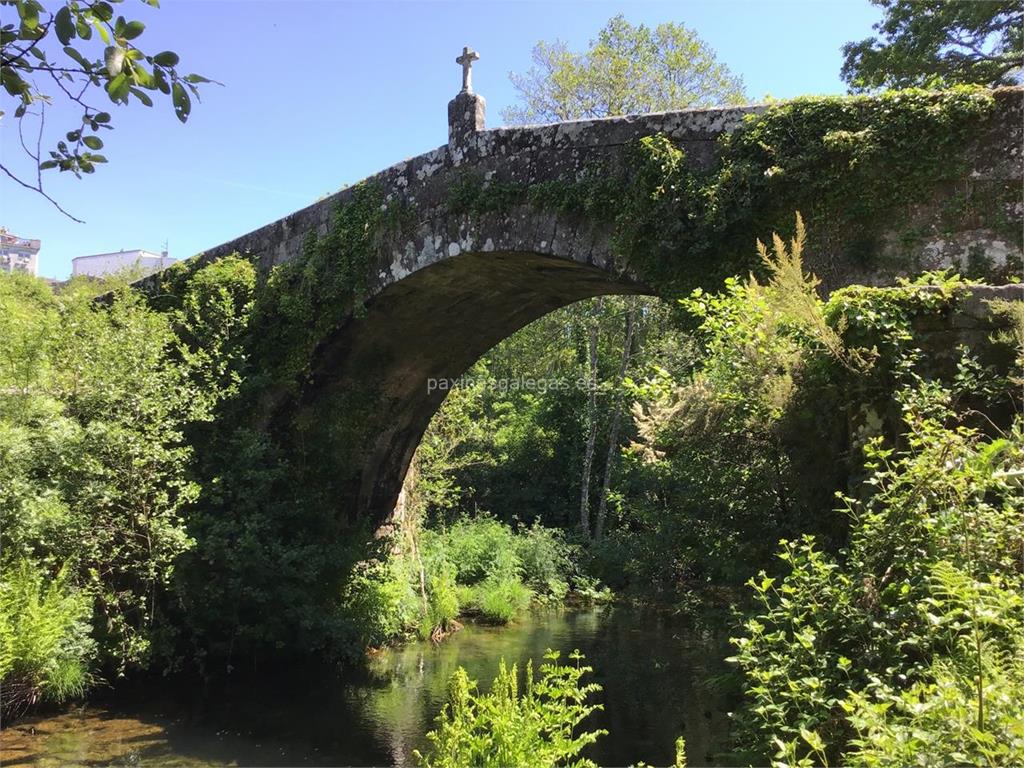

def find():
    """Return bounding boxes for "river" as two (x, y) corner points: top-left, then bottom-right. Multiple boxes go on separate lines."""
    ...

(0, 604), (733, 767)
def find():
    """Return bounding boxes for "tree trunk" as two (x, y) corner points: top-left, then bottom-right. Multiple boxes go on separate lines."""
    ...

(579, 298), (603, 540)
(595, 299), (638, 542)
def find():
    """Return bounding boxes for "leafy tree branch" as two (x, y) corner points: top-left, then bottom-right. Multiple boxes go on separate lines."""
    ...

(1, 0), (216, 219)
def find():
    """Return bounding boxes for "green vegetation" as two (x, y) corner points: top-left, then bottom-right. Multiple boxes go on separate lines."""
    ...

(339, 517), (581, 649)
(2, 20), (1022, 768)
(0, 561), (93, 719)
(729, 385), (1024, 766)
(458, 86), (1012, 293)
(414, 650), (606, 768)
(0, 268), (236, 717)
(496, 12), (748, 548)
(411, 233), (1022, 765)
(2, 111), (1020, 768)
(412, 216), (1022, 763)
(842, 0), (1023, 91)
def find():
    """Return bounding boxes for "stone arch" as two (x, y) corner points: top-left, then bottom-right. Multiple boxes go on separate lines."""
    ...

(295, 241), (651, 524)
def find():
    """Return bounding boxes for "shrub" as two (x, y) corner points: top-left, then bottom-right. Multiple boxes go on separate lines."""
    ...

(515, 522), (575, 596)
(473, 579), (533, 624)
(338, 555), (420, 650)
(414, 649), (605, 768)
(844, 563), (1024, 766)
(728, 384), (1024, 766)
(428, 517), (522, 585)
(422, 563), (462, 640)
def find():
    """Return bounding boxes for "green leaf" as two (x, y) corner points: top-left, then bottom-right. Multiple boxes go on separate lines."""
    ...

(131, 64), (154, 88)
(55, 5), (75, 44)
(75, 16), (91, 40)
(20, 1), (40, 31)
(1, 67), (28, 98)
(171, 81), (191, 122)
(153, 51), (179, 68)
(183, 74), (211, 84)
(83, 135), (103, 150)
(94, 19), (111, 45)
(800, 727), (825, 753)
(121, 20), (145, 40)
(63, 45), (92, 70)
(129, 87), (153, 107)
(94, 111), (111, 123)
(106, 72), (129, 102)
(153, 67), (170, 94)
(91, 2), (114, 22)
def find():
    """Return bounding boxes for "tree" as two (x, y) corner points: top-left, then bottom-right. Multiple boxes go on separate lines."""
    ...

(0, 0), (212, 220)
(502, 14), (746, 125)
(841, 0), (1023, 92)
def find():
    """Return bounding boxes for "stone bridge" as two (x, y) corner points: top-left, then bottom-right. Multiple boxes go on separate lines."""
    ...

(187, 68), (1023, 525)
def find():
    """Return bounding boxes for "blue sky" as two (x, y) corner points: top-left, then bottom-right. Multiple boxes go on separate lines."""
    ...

(1, 0), (882, 279)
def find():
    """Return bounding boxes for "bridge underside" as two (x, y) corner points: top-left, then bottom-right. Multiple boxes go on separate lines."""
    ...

(294, 250), (650, 523)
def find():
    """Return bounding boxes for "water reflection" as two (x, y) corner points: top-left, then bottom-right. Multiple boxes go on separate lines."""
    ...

(0, 605), (731, 767)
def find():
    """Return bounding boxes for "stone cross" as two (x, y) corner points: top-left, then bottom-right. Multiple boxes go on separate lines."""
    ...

(456, 46), (480, 93)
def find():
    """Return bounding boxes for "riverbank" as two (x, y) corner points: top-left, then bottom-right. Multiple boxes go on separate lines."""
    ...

(0, 605), (734, 767)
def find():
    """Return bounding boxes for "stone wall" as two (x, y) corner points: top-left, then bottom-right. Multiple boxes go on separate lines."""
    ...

(192, 88), (1023, 300)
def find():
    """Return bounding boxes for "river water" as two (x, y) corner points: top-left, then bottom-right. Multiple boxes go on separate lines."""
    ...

(1, 604), (733, 767)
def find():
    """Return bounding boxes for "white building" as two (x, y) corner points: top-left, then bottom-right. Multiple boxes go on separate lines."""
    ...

(1, 230), (41, 276)
(72, 249), (177, 279)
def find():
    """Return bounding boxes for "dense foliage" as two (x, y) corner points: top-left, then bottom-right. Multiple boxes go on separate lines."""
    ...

(413, 222), (1023, 761)
(729, 384), (1024, 766)
(0, 562), (93, 718)
(338, 517), (581, 650)
(0, 269), (230, 716)
(841, 0), (1023, 91)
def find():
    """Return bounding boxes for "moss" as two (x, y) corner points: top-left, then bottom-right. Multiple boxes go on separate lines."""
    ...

(248, 182), (409, 389)
(445, 87), (1013, 294)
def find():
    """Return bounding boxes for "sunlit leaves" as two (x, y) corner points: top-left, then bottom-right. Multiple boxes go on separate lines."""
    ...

(503, 14), (746, 125)
(415, 650), (606, 768)
(842, 0), (1023, 91)
(728, 384), (1024, 766)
